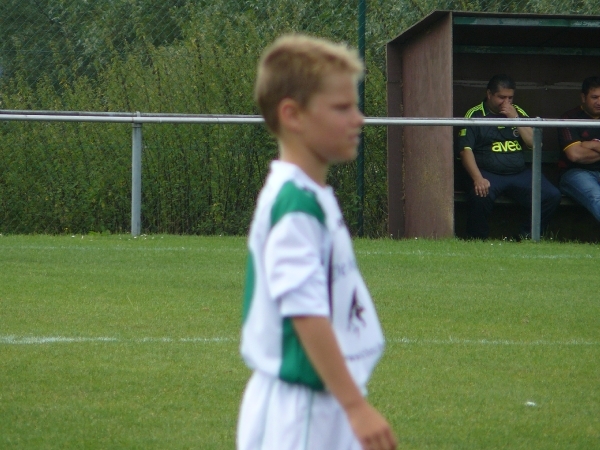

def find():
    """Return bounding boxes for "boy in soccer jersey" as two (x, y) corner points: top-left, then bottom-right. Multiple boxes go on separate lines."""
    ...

(456, 74), (561, 239)
(237, 35), (397, 450)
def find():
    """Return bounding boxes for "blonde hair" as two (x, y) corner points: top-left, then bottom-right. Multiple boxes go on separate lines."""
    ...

(254, 34), (364, 135)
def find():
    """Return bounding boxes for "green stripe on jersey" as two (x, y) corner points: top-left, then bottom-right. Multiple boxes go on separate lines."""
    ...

(280, 318), (325, 391)
(270, 181), (325, 228)
(464, 102), (484, 118)
(270, 180), (326, 390)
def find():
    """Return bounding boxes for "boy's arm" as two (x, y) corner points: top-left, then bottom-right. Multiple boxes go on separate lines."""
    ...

(293, 315), (397, 450)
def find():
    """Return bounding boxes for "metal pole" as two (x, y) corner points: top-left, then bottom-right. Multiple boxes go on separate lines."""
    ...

(131, 112), (142, 237)
(357, 0), (366, 237)
(531, 127), (542, 242)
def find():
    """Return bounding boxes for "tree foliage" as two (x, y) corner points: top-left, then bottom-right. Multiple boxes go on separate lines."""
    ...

(0, 0), (597, 235)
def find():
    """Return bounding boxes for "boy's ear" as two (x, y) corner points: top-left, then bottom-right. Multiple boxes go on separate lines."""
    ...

(278, 98), (304, 133)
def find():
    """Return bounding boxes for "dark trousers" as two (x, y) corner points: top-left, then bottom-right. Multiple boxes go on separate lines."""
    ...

(466, 169), (561, 239)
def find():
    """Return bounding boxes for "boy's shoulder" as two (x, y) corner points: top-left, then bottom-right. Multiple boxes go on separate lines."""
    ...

(271, 180), (325, 227)
(259, 161), (329, 226)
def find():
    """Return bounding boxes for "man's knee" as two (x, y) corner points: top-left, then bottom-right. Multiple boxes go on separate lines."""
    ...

(467, 191), (495, 213)
(543, 185), (561, 207)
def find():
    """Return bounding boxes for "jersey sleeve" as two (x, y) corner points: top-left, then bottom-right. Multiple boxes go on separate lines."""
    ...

(514, 105), (530, 118)
(457, 125), (476, 153)
(265, 211), (330, 318)
(558, 112), (581, 151)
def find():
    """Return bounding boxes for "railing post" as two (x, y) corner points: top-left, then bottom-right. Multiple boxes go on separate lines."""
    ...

(131, 112), (142, 237)
(356, 0), (366, 237)
(531, 126), (542, 242)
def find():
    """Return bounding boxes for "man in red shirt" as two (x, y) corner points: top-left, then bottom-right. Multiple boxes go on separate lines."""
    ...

(558, 76), (600, 222)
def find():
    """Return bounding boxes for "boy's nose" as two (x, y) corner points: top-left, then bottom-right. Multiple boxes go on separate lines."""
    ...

(355, 110), (365, 125)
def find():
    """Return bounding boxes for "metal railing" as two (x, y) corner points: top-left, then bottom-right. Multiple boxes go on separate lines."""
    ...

(2, 110), (597, 241)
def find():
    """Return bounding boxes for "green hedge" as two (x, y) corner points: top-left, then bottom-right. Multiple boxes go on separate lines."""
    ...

(1, 0), (595, 235)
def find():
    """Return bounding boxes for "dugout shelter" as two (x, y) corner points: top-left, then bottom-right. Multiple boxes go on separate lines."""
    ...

(386, 10), (600, 239)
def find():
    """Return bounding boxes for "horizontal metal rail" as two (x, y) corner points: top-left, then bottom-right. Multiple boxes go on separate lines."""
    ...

(0, 110), (597, 127)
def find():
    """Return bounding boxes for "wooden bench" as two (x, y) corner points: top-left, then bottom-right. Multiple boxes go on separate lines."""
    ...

(454, 150), (578, 206)
(454, 191), (577, 205)
(453, 149), (600, 242)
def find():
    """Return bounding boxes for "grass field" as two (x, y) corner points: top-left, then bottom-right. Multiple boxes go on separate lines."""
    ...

(1, 234), (599, 449)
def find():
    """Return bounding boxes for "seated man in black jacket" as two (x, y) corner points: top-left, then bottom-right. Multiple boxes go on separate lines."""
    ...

(457, 74), (561, 239)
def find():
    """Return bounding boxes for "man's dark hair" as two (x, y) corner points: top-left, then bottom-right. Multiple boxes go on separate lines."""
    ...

(486, 74), (516, 94)
(582, 76), (600, 95)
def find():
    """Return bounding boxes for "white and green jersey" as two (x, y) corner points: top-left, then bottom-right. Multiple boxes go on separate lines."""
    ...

(241, 160), (384, 392)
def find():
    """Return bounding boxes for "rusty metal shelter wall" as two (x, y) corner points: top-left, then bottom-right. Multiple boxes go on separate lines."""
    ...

(386, 11), (600, 239)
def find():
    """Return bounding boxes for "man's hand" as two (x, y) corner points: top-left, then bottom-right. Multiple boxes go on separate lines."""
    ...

(499, 103), (519, 119)
(473, 176), (491, 197)
(460, 149), (491, 197)
(499, 103), (534, 146)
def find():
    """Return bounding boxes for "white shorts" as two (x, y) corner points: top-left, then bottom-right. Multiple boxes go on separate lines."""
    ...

(237, 371), (361, 450)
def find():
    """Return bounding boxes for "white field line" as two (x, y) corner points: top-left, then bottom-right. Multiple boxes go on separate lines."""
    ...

(1, 335), (597, 346)
(0, 336), (235, 345)
(0, 244), (245, 253)
(390, 337), (599, 346)
(355, 249), (600, 260)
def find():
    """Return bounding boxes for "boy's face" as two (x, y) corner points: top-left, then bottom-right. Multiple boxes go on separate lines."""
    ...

(298, 72), (364, 164)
